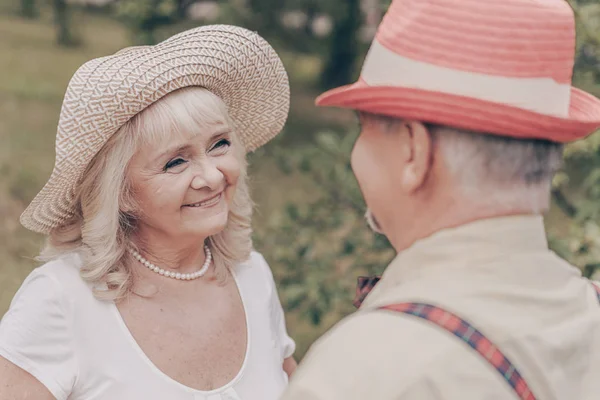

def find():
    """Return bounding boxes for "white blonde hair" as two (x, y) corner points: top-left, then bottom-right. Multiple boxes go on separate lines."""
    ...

(40, 87), (253, 301)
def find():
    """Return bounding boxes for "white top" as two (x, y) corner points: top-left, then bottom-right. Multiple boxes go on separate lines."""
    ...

(0, 251), (295, 400)
(283, 215), (600, 400)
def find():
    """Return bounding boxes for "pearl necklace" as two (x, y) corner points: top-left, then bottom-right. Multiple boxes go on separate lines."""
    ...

(128, 245), (212, 280)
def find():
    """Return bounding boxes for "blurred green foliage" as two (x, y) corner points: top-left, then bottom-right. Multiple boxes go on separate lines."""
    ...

(2, 0), (600, 359)
(550, 0), (600, 281)
(255, 131), (394, 327)
(255, 0), (600, 353)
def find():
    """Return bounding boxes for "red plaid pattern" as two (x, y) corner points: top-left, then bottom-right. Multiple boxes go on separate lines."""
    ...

(380, 303), (537, 400)
(356, 277), (600, 398)
(353, 276), (381, 308)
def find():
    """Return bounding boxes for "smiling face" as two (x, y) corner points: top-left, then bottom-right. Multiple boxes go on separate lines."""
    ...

(125, 88), (243, 246)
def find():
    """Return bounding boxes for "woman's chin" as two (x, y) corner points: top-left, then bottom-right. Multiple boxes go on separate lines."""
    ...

(184, 212), (229, 238)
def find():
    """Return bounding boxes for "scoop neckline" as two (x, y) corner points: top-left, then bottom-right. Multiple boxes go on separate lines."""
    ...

(109, 266), (251, 395)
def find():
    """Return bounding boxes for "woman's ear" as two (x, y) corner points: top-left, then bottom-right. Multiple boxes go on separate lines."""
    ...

(400, 121), (433, 193)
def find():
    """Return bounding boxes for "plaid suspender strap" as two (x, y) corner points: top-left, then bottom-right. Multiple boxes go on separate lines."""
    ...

(379, 303), (537, 400)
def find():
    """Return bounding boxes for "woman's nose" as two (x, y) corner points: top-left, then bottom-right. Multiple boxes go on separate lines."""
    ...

(190, 160), (224, 190)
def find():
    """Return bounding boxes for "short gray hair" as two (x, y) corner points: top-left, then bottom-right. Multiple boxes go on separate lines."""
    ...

(361, 113), (564, 212)
(429, 124), (563, 183)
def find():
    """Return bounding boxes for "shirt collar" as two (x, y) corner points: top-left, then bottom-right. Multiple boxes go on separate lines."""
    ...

(360, 214), (549, 308)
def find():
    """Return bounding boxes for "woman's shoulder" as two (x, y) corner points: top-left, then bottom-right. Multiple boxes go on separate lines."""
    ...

(32, 252), (84, 284)
(1, 254), (83, 400)
(15, 253), (87, 304)
(236, 250), (272, 274)
(246, 250), (268, 266)
(233, 250), (276, 288)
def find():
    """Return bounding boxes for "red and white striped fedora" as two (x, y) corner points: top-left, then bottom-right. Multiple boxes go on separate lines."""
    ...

(316, 0), (600, 142)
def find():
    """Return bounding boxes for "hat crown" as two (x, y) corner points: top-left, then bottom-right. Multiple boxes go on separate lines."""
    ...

(315, 0), (600, 144)
(374, 0), (575, 83)
(21, 25), (289, 233)
(53, 25), (271, 169)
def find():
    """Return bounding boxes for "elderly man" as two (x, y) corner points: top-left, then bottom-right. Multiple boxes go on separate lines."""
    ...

(282, 0), (600, 399)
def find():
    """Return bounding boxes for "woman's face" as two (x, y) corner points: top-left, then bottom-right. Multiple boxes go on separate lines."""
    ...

(127, 120), (241, 244)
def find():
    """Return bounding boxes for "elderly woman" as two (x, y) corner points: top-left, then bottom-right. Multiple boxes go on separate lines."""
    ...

(0, 25), (296, 399)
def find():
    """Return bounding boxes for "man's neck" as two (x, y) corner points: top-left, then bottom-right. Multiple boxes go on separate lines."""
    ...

(388, 202), (540, 253)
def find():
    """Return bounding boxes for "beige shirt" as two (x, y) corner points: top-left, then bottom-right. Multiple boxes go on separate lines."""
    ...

(282, 215), (600, 400)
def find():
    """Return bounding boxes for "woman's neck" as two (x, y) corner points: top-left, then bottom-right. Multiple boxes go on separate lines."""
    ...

(130, 229), (208, 273)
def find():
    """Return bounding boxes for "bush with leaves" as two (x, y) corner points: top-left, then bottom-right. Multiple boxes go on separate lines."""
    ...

(255, 1), (600, 350)
(550, 0), (600, 280)
(254, 131), (394, 338)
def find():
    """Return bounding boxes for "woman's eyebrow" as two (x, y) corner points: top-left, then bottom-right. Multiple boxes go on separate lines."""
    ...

(151, 127), (232, 163)
(208, 128), (232, 141)
(153, 143), (192, 163)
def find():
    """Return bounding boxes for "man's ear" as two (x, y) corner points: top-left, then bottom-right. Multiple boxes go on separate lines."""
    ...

(400, 121), (433, 193)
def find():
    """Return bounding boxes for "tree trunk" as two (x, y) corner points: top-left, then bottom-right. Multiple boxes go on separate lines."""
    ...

(20, 0), (37, 19)
(135, 1), (171, 46)
(175, 0), (189, 20)
(137, 23), (157, 45)
(303, 1), (318, 37)
(248, 0), (282, 36)
(320, 0), (362, 90)
(53, 0), (75, 46)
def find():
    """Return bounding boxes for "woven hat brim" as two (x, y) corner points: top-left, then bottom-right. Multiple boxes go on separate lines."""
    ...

(20, 25), (289, 234)
(316, 82), (600, 142)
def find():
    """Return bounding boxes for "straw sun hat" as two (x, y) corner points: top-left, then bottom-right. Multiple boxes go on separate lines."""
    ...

(20, 25), (290, 234)
(317, 0), (600, 142)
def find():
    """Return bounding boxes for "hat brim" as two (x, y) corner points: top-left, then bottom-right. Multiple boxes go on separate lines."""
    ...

(20, 25), (290, 234)
(316, 81), (600, 142)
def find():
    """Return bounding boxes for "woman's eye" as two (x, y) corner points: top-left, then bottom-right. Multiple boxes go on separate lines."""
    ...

(164, 158), (187, 171)
(211, 139), (231, 152)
